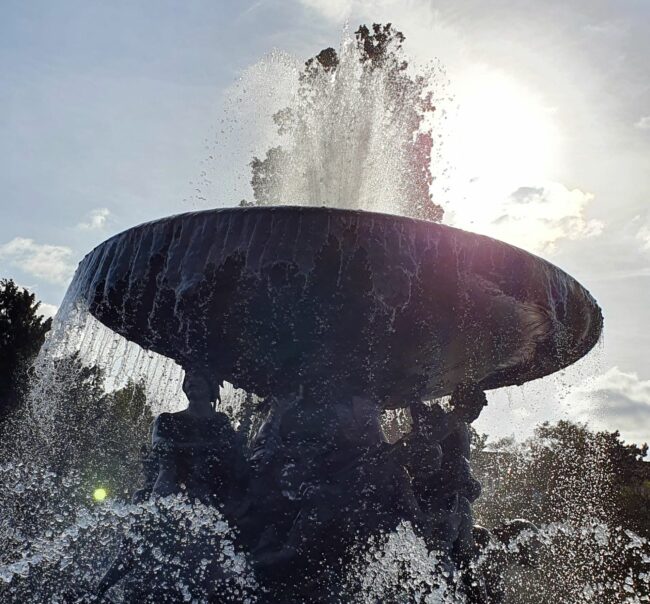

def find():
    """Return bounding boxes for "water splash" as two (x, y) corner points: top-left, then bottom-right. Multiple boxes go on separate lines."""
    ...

(347, 521), (465, 603)
(345, 520), (650, 603)
(199, 24), (450, 221)
(0, 472), (258, 602)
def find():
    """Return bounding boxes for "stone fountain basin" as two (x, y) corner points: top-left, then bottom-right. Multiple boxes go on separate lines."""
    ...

(70, 206), (602, 406)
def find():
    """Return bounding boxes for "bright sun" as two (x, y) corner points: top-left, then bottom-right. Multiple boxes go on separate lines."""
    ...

(442, 65), (563, 246)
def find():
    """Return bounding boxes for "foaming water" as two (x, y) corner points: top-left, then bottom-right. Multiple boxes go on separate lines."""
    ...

(348, 522), (465, 603)
(344, 521), (650, 603)
(3, 456), (647, 603)
(0, 470), (257, 602)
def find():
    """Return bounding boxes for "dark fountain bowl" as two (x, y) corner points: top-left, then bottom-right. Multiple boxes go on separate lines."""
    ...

(69, 206), (603, 407)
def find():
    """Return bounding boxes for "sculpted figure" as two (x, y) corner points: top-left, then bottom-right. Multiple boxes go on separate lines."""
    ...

(150, 368), (247, 507)
(96, 367), (247, 601)
(250, 387), (418, 600)
(442, 384), (486, 564)
(395, 382), (487, 603)
(237, 390), (303, 557)
(406, 383), (486, 555)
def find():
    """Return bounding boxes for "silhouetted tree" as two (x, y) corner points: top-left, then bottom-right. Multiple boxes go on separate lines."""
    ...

(0, 278), (52, 423)
(0, 352), (153, 601)
(473, 420), (649, 534)
(4, 353), (153, 507)
(471, 421), (650, 603)
(599, 429), (649, 537)
(0, 285), (153, 547)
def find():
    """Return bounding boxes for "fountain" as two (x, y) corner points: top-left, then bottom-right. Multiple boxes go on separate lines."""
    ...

(2, 22), (648, 604)
(61, 203), (600, 602)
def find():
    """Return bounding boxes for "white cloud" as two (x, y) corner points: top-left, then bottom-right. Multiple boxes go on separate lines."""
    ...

(449, 182), (603, 254)
(634, 116), (650, 130)
(298, 0), (431, 23)
(297, 0), (403, 22)
(38, 302), (58, 319)
(567, 367), (650, 445)
(636, 223), (650, 251)
(583, 22), (623, 36)
(299, 0), (353, 21)
(77, 207), (110, 230)
(0, 238), (75, 285)
(496, 184), (604, 251)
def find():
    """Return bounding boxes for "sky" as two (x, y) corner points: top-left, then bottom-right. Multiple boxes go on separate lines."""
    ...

(1, 0), (649, 444)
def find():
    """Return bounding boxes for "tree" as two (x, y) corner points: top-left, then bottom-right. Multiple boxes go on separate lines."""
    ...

(598, 429), (649, 537)
(0, 285), (158, 600)
(0, 280), (153, 501)
(473, 420), (649, 530)
(0, 283), (153, 558)
(0, 353), (154, 604)
(471, 421), (650, 603)
(0, 352), (154, 602)
(0, 278), (52, 422)
(6, 353), (153, 505)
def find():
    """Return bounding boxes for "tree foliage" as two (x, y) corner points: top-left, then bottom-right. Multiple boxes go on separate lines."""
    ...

(473, 420), (649, 535)
(3, 354), (153, 512)
(0, 279), (155, 600)
(0, 279), (52, 422)
(0, 283), (154, 561)
(471, 421), (650, 603)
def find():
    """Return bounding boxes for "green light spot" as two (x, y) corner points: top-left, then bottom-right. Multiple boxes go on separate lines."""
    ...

(93, 487), (108, 502)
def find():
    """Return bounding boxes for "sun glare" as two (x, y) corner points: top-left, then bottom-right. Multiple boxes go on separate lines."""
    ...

(443, 65), (562, 240)
(93, 487), (108, 502)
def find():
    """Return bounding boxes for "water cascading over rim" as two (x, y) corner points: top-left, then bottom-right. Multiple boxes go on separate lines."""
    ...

(68, 206), (603, 406)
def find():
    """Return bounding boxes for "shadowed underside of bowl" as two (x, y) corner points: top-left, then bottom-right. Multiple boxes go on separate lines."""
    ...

(70, 206), (602, 407)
